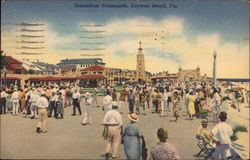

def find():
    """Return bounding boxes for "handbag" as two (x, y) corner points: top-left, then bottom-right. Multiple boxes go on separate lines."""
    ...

(102, 126), (108, 140)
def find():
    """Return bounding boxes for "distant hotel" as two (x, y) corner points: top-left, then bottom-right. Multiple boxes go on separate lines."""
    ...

(57, 58), (105, 74)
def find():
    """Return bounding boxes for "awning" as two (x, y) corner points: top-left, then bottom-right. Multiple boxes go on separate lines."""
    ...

(28, 77), (62, 81)
(78, 75), (107, 80)
(0, 77), (21, 80)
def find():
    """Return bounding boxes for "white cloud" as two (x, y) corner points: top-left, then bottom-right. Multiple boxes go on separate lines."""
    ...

(1, 17), (248, 78)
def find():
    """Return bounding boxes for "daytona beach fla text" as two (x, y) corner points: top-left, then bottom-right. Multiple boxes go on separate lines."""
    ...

(73, 3), (177, 9)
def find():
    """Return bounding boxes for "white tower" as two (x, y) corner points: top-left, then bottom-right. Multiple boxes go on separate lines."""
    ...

(136, 41), (145, 81)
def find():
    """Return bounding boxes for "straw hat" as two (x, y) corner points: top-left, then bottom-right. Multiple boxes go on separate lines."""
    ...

(201, 119), (208, 124)
(85, 92), (90, 97)
(128, 113), (139, 122)
(112, 101), (118, 106)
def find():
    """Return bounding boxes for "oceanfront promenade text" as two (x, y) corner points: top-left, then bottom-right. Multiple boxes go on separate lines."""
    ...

(73, 3), (178, 9)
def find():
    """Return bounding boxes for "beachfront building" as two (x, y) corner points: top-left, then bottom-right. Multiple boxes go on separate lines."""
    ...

(57, 58), (106, 75)
(177, 65), (201, 80)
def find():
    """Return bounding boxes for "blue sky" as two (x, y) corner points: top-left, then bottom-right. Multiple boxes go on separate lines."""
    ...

(1, 0), (249, 78)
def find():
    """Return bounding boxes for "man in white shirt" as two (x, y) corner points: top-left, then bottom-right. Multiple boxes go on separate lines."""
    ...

(102, 102), (123, 159)
(60, 87), (66, 108)
(30, 90), (39, 119)
(103, 91), (112, 112)
(81, 92), (92, 125)
(212, 112), (233, 160)
(72, 90), (81, 116)
(11, 89), (20, 115)
(0, 88), (8, 114)
(36, 91), (49, 133)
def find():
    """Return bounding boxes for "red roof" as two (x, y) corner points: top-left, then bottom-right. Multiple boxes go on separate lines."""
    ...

(5, 56), (26, 71)
(5, 56), (22, 64)
(0, 77), (21, 80)
(78, 75), (107, 79)
(81, 66), (105, 72)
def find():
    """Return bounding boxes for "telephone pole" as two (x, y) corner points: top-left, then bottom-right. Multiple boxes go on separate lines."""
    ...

(213, 50), (217, 87)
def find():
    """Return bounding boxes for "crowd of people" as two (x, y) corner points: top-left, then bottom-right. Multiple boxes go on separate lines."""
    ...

(0, 80), (248, 160)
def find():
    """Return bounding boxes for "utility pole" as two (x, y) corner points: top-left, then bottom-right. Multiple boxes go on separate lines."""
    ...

(213, 50), (217, 87)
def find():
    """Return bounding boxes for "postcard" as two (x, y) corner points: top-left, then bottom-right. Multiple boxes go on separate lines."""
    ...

(1, 0), (249, 159)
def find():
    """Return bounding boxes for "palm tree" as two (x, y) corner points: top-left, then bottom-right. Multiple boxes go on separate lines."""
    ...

(0, 50), (7, 70)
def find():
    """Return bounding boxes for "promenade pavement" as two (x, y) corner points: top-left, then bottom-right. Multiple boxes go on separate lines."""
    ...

(1, 97), (207, 159)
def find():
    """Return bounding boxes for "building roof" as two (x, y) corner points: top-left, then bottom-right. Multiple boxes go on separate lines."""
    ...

(33, 62), (59, 68)
(5, 56), (22, 64)
(5, 56), (26, 71)
(81, 66), (105, 72)
(20, 60), (42, 71)
(58, 58), (105, 65)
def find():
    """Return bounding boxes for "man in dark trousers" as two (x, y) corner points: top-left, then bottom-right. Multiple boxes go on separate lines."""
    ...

(48, 92), (58, 118)
(128, 89), (135, 113)
(72, 89), (81, 116)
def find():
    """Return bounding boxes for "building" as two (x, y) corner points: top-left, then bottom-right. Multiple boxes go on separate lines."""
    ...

(105, 68), (137, 85)
(33, 61), (59, 75)
(20, 59), (43, 75)
(136, 41), (146, 81)
(178, 65), (201, 80)
(57, 58), (105, 74)
(79, 65), (107, 87)
(151, 71), (178, 83)
(5, 56), (26, 74)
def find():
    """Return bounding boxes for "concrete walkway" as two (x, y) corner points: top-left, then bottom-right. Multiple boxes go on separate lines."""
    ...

(1, 97), (205, 159)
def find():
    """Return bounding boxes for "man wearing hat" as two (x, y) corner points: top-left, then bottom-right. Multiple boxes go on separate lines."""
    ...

(72, 90), (81, 116)
(11, 88), (20, 115)
(36, 91), (49, 133)
(102, 101), (123, 159)
(81, 92), (92, 125)
(30, 89), (39, 119)
(196, 119), (213, 145)
(103, 90), (112, 112)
